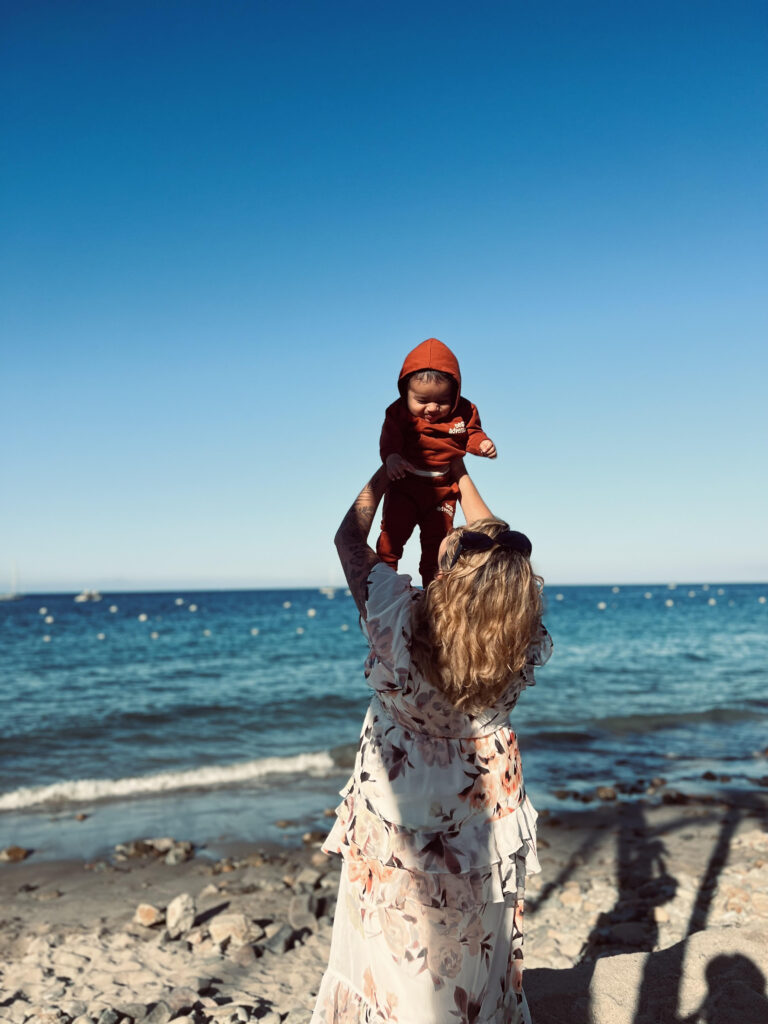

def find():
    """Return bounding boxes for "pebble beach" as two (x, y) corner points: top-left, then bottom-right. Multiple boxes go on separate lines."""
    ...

(2, 788), (767, 1024)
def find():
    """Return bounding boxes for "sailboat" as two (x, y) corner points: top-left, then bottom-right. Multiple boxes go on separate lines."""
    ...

(0, 562), (24, 601)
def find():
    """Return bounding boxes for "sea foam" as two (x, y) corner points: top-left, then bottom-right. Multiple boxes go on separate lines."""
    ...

(0, 750), (336, 811)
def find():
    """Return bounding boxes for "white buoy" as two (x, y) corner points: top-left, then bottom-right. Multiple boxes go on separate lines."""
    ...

(250, 627), (260, 636)
(665, 599), (674, 607)
(175, 597), (185, 606)
(150, 631), (159, 639)
(38, 606), (47, 615)
(307, 608), (316, 618)
(296, 626), (305, 635)
(109, 604), (118, 613)
(203, 629), (211, 637)
(340, 623), (349, 631)
(345, 589), (351, 597)
(283, 601), (292, 609)
(42, 634), (51, 642)
(188, 604), (198, 612)
(555, 593), (564, 601)
(708, 598), (716, 606)
(717, 588), (725, 595)
(611, 586), (620, 594)
(97, 633), (105, 640)
(138, 613), (148, 622)
(759, 596), (767, 604)
(44, 615), (54, 624)
(701, 583), (710, 591)
(644, 592), (652, 599)
(597, 601), (607, 610)
(668, 583), (677, 590)
(688, 590), (696, 598)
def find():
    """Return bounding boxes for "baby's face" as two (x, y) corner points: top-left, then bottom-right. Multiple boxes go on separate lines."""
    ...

(406, 379), (454, 423)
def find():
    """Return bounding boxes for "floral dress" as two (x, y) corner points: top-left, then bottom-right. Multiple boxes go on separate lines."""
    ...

(311, 563), (552, 1024)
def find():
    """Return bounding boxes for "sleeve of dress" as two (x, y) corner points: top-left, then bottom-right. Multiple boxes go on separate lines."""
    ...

(519, 622), (553, 688)
(362, 562), (418, 690)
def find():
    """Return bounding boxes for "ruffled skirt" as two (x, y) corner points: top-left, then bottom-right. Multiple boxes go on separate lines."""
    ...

(310, 779), (540, 1023)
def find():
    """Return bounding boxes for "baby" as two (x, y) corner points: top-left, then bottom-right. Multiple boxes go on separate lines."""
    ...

(377, 338), (496, 586)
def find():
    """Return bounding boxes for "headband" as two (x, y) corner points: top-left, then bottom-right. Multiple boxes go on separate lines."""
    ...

(447, 529), (533, 570)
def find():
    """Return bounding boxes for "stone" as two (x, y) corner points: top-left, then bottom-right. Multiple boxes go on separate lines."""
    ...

(209, 912), (252, 947)
(0, 845), (32, 862)
(289, 893), (318, 932)
(97, 1011), (121, 1024)
(295, 866), (322, 889)
(558, 888), (582, 907)
(166, 892), (196, 938)
(164, 987), (199, 1014)
(228, 942), (258, 966)
(142, 1003), (173, 1024)
(262, 922), (294, 954)
(595, 786), (616, 801)
(164, 841), (194, 865)
(133, 903), (165, 927)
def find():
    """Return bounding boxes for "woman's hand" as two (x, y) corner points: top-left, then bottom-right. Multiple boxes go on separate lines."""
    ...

(385, 453), (415, 480)
(334, 466), (389, 618)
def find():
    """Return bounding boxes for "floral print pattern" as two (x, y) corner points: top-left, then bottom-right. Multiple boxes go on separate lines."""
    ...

(311, 564), (551, 1024)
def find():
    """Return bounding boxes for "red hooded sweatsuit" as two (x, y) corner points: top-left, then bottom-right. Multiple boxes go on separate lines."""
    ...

(377, 338), (491, 586)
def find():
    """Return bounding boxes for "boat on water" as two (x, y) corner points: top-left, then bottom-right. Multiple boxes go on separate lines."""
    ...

(0, 563), (24, 601)
(74, 589), (103, 603)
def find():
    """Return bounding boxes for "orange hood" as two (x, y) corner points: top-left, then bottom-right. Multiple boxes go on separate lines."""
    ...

(397, 338), (461, 412)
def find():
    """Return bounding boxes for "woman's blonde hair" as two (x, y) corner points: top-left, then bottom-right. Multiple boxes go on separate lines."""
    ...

(411, 518), (543, 712)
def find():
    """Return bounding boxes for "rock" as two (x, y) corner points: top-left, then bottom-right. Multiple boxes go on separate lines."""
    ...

(595, 786), (616, 801)
(209, 912), (252, 947)
(97, 1011), (121, 1024)
(0, 845), (32, 862)
(295, 866), (322, 889)
(652, 906), (669, 923)
(142, 1003), (173, 1024)
(558, 888), (582, 907)
(228, 943), (258, 966)
(262, 921), (294, 955)
(289, 893), (318, 931)
(164, 841), (194, 865)
(133, 903), (165, 927)
(166, 893), (196, 938)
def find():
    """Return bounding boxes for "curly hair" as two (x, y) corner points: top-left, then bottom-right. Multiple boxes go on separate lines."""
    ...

(410, 518), (544, 712)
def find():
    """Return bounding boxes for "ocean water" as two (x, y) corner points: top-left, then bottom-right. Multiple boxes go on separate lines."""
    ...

(1, 582), (767, 859)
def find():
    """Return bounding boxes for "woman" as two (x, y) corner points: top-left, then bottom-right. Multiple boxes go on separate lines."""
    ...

(311, 460), (552, 1024)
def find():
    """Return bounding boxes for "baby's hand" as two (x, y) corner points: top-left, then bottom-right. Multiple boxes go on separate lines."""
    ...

(386, 453), (414, 480)
(479, 438), (497, 459)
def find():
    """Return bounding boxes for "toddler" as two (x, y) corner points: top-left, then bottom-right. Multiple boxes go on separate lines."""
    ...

(377, 338), (496, 586)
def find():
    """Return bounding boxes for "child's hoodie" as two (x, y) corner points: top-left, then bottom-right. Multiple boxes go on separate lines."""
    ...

(379, 338), (490, 471)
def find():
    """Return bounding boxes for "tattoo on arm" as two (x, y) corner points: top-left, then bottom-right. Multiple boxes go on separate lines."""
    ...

(335, 470), (388, 618)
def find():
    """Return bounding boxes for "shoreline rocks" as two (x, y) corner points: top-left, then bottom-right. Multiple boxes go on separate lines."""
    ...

(1, 800), (766, 1024)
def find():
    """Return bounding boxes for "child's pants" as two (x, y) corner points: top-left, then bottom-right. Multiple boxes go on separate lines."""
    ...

(376, 474), (459, 586)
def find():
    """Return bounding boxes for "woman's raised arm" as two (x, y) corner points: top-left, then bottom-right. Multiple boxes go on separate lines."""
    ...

(334, 466), (389, 618)
(450, 458), (495, 524)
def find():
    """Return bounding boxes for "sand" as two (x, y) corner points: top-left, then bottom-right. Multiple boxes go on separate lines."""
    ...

(1, 791), (767, 1024)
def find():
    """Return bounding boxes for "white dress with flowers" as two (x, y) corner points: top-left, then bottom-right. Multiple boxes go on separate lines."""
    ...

(311, 563), (552, 1024)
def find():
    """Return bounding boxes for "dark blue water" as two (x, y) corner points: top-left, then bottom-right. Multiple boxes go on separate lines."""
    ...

(1, 582), (766, 857)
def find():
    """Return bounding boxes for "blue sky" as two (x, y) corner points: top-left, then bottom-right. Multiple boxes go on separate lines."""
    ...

(2, 0), (766, 590)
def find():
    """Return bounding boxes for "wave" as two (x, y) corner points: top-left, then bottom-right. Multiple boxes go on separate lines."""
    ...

(0, 750), (336, 812)
(591, 706), (767, 734)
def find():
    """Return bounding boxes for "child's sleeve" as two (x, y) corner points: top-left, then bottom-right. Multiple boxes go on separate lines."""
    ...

(463, 400), (491, 455)
(380, 402), (405, 462)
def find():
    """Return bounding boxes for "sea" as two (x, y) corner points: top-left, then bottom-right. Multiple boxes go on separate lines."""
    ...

(1, 582), (767, 861)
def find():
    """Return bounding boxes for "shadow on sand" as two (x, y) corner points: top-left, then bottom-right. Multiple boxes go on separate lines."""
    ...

(525, 791), (768, 1024)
